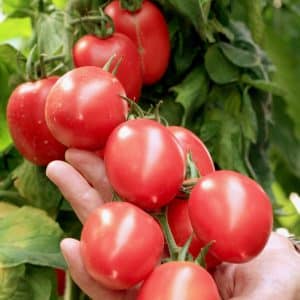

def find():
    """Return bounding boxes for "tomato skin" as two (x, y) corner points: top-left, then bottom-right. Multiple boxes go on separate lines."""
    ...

(104, 119), (185, 210)
(188, 170), (273, 263)
(6, 77), (66, 165)
(137, 261), (220, 300)
(73, 33), (143, 101)
(168, 126), (215, 176)
(167, 198), (220, 269)
(80, 202), (164, 290)
(105, 0), (170, 85)
(55, 269), (66, 296)
(45, 66), (127, 150)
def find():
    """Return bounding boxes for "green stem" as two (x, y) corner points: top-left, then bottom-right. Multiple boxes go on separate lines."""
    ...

(177, 235), (193, 261)
(0, 175), (14, 190)
(0, 191), (27, 206)
(120, 0), (143, 12)
(155, 209), (180, 260)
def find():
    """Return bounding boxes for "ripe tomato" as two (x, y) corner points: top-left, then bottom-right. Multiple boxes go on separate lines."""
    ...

(188, 170), (273, 263)
(104, 119), (185, 210)
(105, 0), (170, 85)
(73, 33), (143, 101)
(6, 77), (66, 165)
(168, 126), (215, 176)
(55, 269), (66, 296)
(80, 202), (164, 290)
(136, 261), (220, 300)
(45, 66), (127, 150)
(167, 198), (220, 269)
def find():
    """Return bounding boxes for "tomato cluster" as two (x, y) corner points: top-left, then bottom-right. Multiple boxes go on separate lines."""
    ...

(6, 0), (274, 299)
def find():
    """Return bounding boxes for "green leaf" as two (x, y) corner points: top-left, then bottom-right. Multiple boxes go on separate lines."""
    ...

(0, 264), (31, 300)
(159, 98), (184, 126)
(0, 18), (32, 43)
(218, 42), (259, 68)
(270, 97), (300, 178)
(0, 202), (18, 219)
(242, 75), (285, 96)
(0, 44), (25, 152)
(35, 12), (65, 56)
(239, 88), (258, 143)
(13, 160), (63, 215)
(171, 66), (209, 126)
(0, 206), (65, 268)
(0, 264), (57, 300)
(204, 44), (239, 84)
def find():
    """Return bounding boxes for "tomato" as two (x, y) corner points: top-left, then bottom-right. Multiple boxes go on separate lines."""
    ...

(104, 119), (185, 210)
(73, 33), (143, 101)
(105, 0), (170, 85)
(6, 77), (66, 165)
(167, 198), (220, 269)
(80, 201), (164, 290)
(188, 170), (273, 263)
(136, 261), (220, 300)
(168, 126), (215, 176)
(45, 66), (127, 150)
(55, 269), (66, 296)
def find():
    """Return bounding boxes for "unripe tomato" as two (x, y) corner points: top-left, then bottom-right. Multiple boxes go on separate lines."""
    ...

(105, 0), (170, 84)
(188, 170), (273, 263)
(73, 33), (143, 101)
(80, 202), (164, 290)
(6, 77), (66, 165)
(45, 66), (127, 150)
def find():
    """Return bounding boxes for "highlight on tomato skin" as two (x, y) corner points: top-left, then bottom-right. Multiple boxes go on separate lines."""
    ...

(6, 77), (66, 166)
(104, 118), (186, 211)
(167, 126), (215, 177)
(45, 66), (128, 151)
(188, 170), (273, 264)
(136, 261), (221, 300)
(72, 33), (143, 101)
(105, 0), (171, 85)
(80, 201), (165, 290)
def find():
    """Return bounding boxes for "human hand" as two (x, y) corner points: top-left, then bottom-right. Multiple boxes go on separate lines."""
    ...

(46, 148), (300, 300)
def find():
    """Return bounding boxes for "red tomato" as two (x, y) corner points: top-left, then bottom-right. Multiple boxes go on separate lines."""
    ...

(188, 170), (273, 263)
(6, 77), (66, 165)
(73, 33), (143, 101)
(55, 269), (66, 296)
(45, 66), (127, 150)
(104, 119), (185, 210)
(80, 202), (164, 290)
(105, 0), (170, 84)
(137, 261), (220, 300)
(167, 198), (220, 269)
(168, 126), (215, 176)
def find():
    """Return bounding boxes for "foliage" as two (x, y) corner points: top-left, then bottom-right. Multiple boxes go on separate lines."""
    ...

(0, 0), (299, 298)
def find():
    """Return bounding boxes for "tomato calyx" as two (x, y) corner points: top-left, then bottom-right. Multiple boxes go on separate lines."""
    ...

(70, 9), (115, 38)
(120, 0), (143, 12)
(155, 208), (212, 268)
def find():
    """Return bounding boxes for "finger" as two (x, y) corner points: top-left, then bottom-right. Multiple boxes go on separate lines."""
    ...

(65, 149), (113, 202)
(46, 160), (103, 223)
(60, 238), (127, 300)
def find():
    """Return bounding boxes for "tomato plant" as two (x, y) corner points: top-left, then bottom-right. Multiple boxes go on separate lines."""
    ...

(167, 198), (220, 269)
(168, 126), (215, 176)
(6, 77), (66, 166)
(104, 0), (170, 85)
(104, 118), (185, 210)
(80, 201), (164, 290)
(136, 261), (220, 300)
(188, 170), (273, 263)
(73, 33), (143, 101)
(45, 66), (127, 150)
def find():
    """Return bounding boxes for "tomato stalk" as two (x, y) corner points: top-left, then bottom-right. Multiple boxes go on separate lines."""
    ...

(194, 241), (215, 269)
(120, 0), (143, 12)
